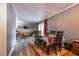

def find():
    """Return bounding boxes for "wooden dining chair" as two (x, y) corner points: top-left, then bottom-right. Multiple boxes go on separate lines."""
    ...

(49, 31), (56, 49)
(50, 31), (64, 55)
(50, 31), (56, 35)
(54, 31), (64, 55)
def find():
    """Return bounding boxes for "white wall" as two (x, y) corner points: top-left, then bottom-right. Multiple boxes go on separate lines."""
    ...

(0, 3), (7, 56)
(7, 3), (16, 55)
(48, 4), (79, 40)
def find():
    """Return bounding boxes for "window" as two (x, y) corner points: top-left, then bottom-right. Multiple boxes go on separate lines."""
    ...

(38, 22), (44, 36)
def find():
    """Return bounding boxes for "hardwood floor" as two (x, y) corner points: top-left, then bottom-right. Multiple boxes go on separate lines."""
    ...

(11, 37), (37, 56)
(11, 37), (76, 56)
(31, 43), (76, 56)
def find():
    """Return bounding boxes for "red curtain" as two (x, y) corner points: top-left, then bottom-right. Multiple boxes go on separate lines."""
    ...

(44, 19), (48, 34)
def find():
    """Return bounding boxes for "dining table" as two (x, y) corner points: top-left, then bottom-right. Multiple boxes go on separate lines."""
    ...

(40, 34), (56, 55)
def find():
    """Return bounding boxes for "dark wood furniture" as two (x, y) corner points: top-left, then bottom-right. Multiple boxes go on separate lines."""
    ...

(50, 31), (64, 55)
(50, 31), (56, 35)
(35, 31), (64, 55)
(35, 31), (39, 48)
(38, 37), (49, 55)
(64, 41), (72, 51)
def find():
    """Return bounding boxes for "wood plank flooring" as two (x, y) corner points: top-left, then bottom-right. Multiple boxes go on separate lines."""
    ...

(11, 37), (76, 56)
(11, 37), (37, 56)
(31, 43), (76, 56)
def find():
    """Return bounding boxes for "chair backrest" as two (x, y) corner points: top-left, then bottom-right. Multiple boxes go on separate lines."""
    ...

(50, 31), (56, 35)
(56, 31), (64, 41)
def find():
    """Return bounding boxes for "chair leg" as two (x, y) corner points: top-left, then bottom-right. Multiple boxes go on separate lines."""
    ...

(54, 45), (57, 55)
(47, 46), (49, 55)
(59, 44), (62, 52)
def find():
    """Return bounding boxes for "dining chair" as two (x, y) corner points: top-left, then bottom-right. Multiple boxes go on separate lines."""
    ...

(55, 31), (64, 55)
(50, 31), (56, 35)
(50, 31), (64, 55)
(35, 31), (39, 48)
(49, 31), (56, 49)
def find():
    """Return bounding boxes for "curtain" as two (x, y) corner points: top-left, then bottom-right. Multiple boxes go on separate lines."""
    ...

(44, 19), (48, 34)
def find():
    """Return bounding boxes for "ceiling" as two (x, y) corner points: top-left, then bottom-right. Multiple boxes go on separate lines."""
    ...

(13, 3), (74, 24)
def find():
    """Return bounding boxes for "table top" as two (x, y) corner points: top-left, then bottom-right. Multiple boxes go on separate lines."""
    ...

(41, 35), (56, 46)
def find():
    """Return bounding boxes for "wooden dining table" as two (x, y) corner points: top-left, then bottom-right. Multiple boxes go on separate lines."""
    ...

(42, 35), (56, 46)
(40, 34), (56, 55)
